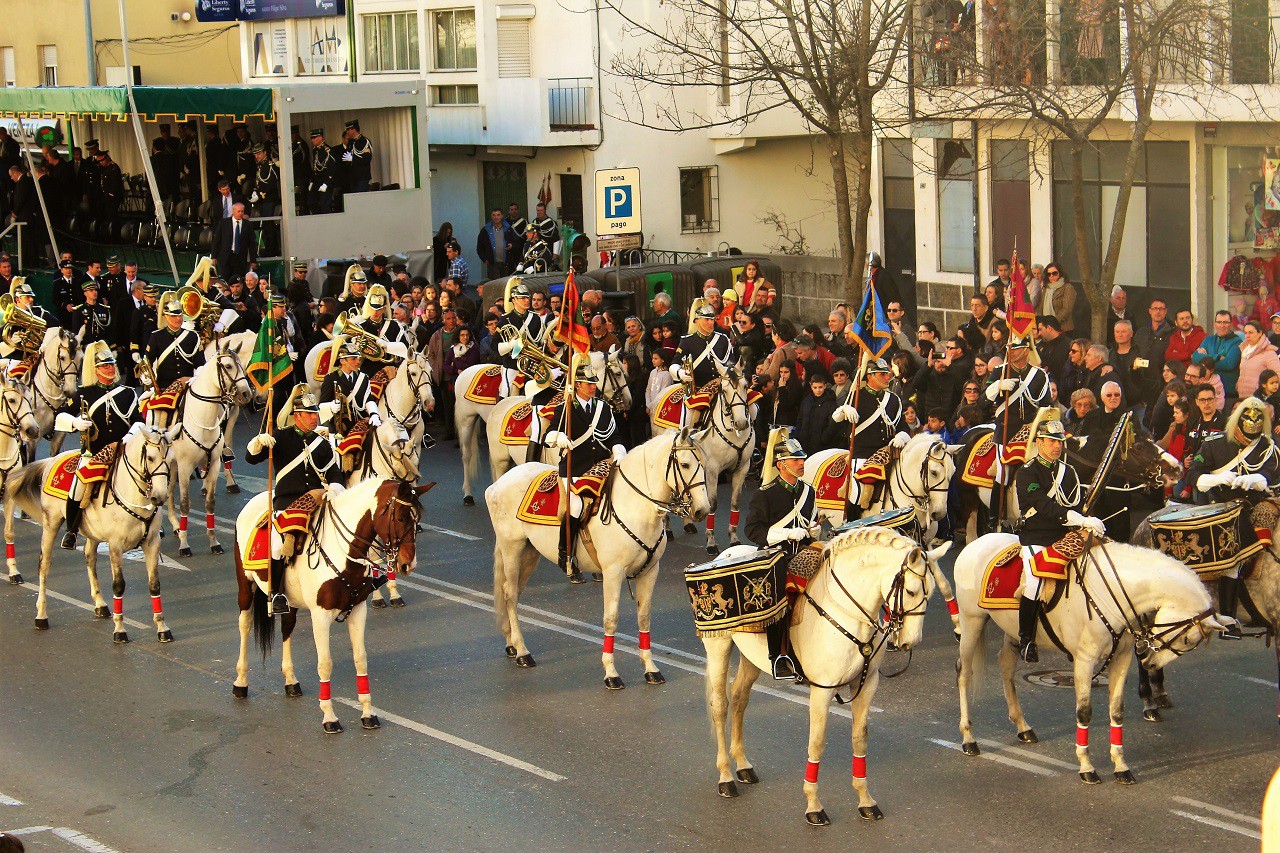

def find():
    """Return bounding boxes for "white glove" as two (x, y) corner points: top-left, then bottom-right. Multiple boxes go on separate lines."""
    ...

(318, 183), (327, 193)
(213, 322), (225, 333)
(788, 528), (809, 541)
(318, 401), (342, 419)
(364, 400), (379, 416)
(497, 340), (514, 356)
(1066, 510), (1106, 536)
(1236, 473), (1270, 492)
(546, 431), (571, 450)
(1196, 472), (1234, 492)
(250, 191), (260, 203)
(341, 151), (353, 162)
(890, 431), (910, 450)
(612, 444), (627, 463)
(326, 482), (347, 497)
(132, 352), (141, 364)
(833, 404), (858, 423)
(672, 366), (691, 383)
(766, 525), (806, 545)
(511, 338), (524, 358)
(997, 378), (1018, 392)
(368, 412), (382, 428)
(71, 416), (92, 431)
(248, 433), (276, 454)
(807, 523), (822, 538)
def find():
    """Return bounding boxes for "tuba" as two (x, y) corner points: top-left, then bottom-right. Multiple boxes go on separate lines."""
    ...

(516, 337), (567, 388)
(333, 314), (387, 362)
(0, 293), (47, 354)
(176, 284), (223, 344)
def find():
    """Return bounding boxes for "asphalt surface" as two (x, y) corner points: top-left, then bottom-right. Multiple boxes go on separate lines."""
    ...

(2, 424), (1277, 852)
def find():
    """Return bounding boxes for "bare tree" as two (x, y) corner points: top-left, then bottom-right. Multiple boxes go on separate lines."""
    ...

(604, 0), (915, 306)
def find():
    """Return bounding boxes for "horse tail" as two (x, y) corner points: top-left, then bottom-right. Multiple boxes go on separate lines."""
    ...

(7, 459), (49, 519)
(252, 585), (276, 659)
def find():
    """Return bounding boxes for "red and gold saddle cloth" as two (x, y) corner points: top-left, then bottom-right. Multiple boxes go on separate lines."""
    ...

(6, 353), (38, 381)
(42, 450), (83, 500)
(516, 470), (564, 526)
(813, 452), (849, 511)
(462, 365), (523, 405)
(685, 378), (720, 412)
(314, 347), (333, 382)
(76, 443), (118, 486)
(500, 402), (535, 447)
(999, 424), (1033, 467)
(853, 446), (893, 486)
(369, 366), (395, 401)
(979, 543), (1024, 610)
(337, 418), (371, 456)
(141, 377), (190, 415)
(241, 509), (272, 575)
(653, 384), (687, 431)
(274, 490), (322, 536)
(960, 432), (997, 489)
(569, 459), (612, 500)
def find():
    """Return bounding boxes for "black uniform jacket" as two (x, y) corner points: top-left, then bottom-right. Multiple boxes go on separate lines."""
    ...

(745, 477), (816, 555)
(850, 386), (904, 457)
(1187, 435), (1280, 505)
(62, 383), (142, 455)
(145, 326), (205, 388)
(991, 363), (1050, 445)
(545, 394), (616, 478)
(674, 331), (735, 387)
(1016, 456), (1085, 547)
(244, 426), (343, 511)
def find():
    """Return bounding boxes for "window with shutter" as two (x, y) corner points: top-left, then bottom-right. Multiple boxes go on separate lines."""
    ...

(39, 45), (57, 86)
(496, 20), (531, 78)
(2, 48), (14, 87)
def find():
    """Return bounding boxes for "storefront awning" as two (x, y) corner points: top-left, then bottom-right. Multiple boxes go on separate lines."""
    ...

(0, 86), (274, 122)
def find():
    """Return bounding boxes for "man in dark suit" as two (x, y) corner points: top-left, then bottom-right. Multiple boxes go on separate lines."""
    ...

(212, 202), (256, 282)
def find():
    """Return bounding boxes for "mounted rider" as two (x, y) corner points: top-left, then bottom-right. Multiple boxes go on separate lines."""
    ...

(319, 338), (381, 433)
(832, 356), (909, 518)
(1187, 396), (1280, 635)
(245, 386), (345, 616)
(670, 302), (736, 427)
(543, 355), (625, 583)
(744, 428), (819, 681)
(9, 278), (57, 327)
(496, 280), (548, 369)
(0, 279), (55, 371)
(515, 223), (554, 274)
(338, 264), (369, 318)
(54, 341), (144, 550)
(352, 284), (411, 378)
(1015, 409), (1107, 663)
(141, 290), (206, 426)
(986, 330), (1050, 530)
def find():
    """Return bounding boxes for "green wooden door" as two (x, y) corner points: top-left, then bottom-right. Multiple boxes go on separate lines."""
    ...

(483, 161), (528, 218)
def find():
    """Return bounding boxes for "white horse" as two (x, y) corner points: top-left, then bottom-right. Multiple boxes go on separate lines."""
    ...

(455, 362), (524, 505)
(7, 424), (178, 642)
(0, 383), (43, 584)
(702, 532), (947, 824)
(205, 331), (262, 495)
(21, 326), (79, 461)
(486, 429), (712, 686)
(166, 346), (254, 556)
(233, 477), (431, 731)
(954, 535), (1221, 783)
(377, 352), (436, 454)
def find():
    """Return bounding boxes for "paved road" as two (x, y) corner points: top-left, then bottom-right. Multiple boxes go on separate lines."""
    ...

(2, 428), (1276, 851)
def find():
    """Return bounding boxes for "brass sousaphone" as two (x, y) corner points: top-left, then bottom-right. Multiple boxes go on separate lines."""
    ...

(0, 293), (46, 354)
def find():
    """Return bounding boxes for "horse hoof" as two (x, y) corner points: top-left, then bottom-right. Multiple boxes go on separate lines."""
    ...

(1017, 729), (1038, 744)
(285, 683), (303, 698)
(113, 631), (129, 644)
(177, 547), (192, 558)
(34, 618), (49, 631)
(805, 810), (830, 827)
(93, 605), (110, 619)
(735, 767), (759, 784)
(462, 495), (475, 507)
(1156, 695), (1173, 710)
(684, 523), (698, 534)
(210, 544), (224, 555)
(961, 742), (980, 756)
(568, 571), (586, 584)
(707, 544), (720, 556)
(1114, 770), (1137, 785)
(1079, 771), (1101, 785)
(389, 597), (406, 608)
(157, 629), (174, 643)
(591, 573), (603, 583)
(505, 645), (518, 658)
(644, 671), (666, 685)
(515, 654), (537, 668)
(603, 675), (626, 690)
(361, 715), (381, 730)
(323, 720), (344, 734)
(717, 781), (739, 798)
(232, 684), (248, 699)
(1142, 708), (1162, 723)
(7, 573), (21, 585)
(370, 598), (388, 609)
(858, 805), (884, 821)
(226, 484), (241, 494)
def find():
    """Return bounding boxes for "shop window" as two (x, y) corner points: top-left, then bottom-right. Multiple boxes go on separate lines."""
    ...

(434, 9), (477, 71)
(938, 139), (975, 273)
(990, 139), (1031, 264)
(297, 18), (347, 75)
(250, 22), (289, 77)
(680, 166), (719, 233)
(364, 12), (420, 73)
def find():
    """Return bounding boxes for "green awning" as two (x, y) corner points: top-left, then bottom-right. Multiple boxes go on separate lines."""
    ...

(0, 86), (274, 122)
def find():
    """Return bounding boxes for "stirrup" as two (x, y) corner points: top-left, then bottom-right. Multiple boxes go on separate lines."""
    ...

(270, 593), (290, 616)
(1217, 615), (1243, 639)
(1019, 640), (1039, 663)
(60, 532), (78, 551)
(772, 654), (798, 681)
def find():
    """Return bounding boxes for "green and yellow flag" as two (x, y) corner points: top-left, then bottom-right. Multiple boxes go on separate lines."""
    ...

(247, 312), (292, 393)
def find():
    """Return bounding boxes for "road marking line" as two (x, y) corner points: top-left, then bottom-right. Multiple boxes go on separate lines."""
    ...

(0, 792), (22, 806)
(51, 826), (122, 853)
(1170, 809), (1262, 840)
(393, 576), (869, 718)
(928, 739), (1058, 776)
(975, 738), (1079, 770)
(37, 587), (153, 632)
(1171, 796), (1262, 827)
(14, 519), (191, 572)
(1240, 675), (1274, 688)
(4, 826), (53, 835)
(333, 698), (566, 782)
(421, 524), (481, 541)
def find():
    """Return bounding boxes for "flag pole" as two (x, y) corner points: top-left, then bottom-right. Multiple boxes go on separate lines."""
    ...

(265, 310), (277, 591)
(843, 272), (876, 523)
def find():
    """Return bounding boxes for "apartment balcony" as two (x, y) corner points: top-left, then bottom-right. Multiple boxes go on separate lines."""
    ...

(426, 77), (600, 149)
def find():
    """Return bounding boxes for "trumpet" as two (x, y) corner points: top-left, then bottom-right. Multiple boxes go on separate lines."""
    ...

(0, 293), (47, 353)
(136, 356), (156, 389)
(333, 314), (387, 362)
(176, 285), (223, 344)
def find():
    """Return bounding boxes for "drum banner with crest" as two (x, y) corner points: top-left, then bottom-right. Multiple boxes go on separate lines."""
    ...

(684, 549), (787, 638)
(1148, 501), (1259, 580)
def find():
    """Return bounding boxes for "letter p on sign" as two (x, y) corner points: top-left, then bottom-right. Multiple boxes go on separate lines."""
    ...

(606, 186), (633, 218)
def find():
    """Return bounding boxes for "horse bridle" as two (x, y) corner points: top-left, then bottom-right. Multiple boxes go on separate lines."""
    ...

(180, 353), (250, 461)
(107, 430), (172, 526)
(599, 356), (630, 413)
(30, 337), (76, 413)
(0, 388), (34, 471)
(702, 375), (753, 464)
(801, 547), (932, 698)
(361, 419), (414, 480)
(382, 359), (430, 431)
(882, 442), (951, 532)
(600, 437), (710, 570)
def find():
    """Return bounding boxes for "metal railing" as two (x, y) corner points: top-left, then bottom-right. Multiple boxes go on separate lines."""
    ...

(548, 78), (596, 131)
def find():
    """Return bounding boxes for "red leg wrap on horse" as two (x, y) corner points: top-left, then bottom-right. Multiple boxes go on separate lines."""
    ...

(387, 570), (397, 581)
(179, 516), (188, 532)
(151, 595), (163, 614)
(804, 761), (820, 784)
(5, 543), (13, 560)
(602, 634), (615, 654)
(318, 680), (331, 701)
(729, 510), (740, 528)
(224, 460), (233, 472)
(112, 596), (123, 616)
(638, 631), (651, 651)
(1110, 725), (1123, 746)
(206, 513), (216, 530)
(706, 513), (715, 532)
(356, 674), (370, 695)
(852, 754), (867, 780)
(1076, 725), (1089, 747)
(946, 597), (959, 616)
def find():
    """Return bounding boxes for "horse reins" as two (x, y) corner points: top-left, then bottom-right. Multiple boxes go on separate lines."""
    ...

(599, 439), (709, 572)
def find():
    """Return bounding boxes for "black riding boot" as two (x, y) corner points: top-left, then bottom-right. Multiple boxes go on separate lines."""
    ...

(766, 620), (797, 680)
(1217, 575), (1243, 638)
(1018, 596), (1041, 663)
(269, 558), (290, 616)
(560, 516), (585, 583)
(989, 483), (1006, 534)
(61, 498), (81, 550)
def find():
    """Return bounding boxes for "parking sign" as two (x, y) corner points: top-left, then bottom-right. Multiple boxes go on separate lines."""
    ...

(595, 167), (642, 235)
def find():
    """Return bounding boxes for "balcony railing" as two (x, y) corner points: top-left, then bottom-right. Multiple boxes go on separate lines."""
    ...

(548, 78), (596, 131)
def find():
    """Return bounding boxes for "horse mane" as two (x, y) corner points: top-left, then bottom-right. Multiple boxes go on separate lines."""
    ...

(1091, 542), (1211, 606)
(823, 526), (916, 563)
